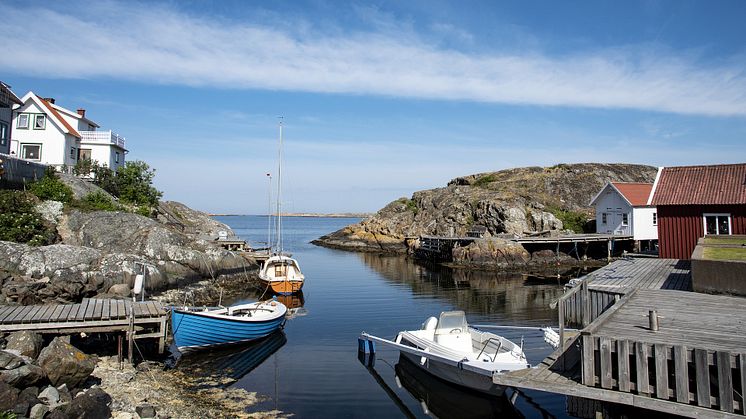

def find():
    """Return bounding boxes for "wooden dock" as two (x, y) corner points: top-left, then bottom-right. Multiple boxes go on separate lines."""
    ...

(559, 258), (692, 327)
(416, 233), (634, 262)
(0, 298), (168, 354)
(496, 289), (746, 417)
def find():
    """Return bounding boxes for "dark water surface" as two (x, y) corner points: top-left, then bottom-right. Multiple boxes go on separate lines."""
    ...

(202, 215), (581, 418)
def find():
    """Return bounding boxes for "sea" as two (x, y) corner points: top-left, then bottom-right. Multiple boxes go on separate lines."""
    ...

(189, 215), (582, 418)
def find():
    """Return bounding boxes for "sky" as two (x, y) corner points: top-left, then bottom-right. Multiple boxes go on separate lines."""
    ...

(1, 0), (745, 214)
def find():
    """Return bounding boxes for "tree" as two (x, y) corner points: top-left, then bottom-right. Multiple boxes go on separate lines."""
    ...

(111, 161), (162, 207)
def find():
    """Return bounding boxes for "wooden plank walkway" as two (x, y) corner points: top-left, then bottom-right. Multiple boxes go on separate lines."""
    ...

(499, 289), (746, 417)
(583, 258), (692, 293)
(0, 298), (168, 353)
(559, 258), (692, 327)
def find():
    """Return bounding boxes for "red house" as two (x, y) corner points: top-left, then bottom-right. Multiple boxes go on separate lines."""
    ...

(649, 163), (746, 259)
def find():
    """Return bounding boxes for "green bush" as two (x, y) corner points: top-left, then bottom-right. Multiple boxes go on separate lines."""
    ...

(74, 191), (121, 212)
(89, 160), (161, 209)
(28, 168), (73, 203)
(546, 205), (589, 233)
(114, 161), (162, 207)
(0, 190), (55, 246)
(473, 174), (497, 188)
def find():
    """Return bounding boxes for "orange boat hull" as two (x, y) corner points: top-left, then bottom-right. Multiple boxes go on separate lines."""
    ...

(260, 279), (304, 295)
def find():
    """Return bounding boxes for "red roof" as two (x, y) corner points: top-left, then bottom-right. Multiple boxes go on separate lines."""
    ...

(38, 96), (81, 139)
(651, 163), (746, 205)
(611, 182), (653, 206)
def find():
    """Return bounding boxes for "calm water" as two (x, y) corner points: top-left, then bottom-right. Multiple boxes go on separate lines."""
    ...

(195, 215), (579, 418)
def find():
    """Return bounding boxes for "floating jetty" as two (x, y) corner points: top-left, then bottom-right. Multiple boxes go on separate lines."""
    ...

(496, 257), (746, 418)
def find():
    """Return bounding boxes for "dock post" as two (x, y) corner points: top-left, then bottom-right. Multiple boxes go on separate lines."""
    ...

(581, 280), (591, 327)
(128, 305), (134, 364)
(607, 239), (611, 261)
(649, 310), (659, 331)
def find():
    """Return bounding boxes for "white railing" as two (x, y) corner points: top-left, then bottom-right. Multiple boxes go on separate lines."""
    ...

(80, 130), (126, 148)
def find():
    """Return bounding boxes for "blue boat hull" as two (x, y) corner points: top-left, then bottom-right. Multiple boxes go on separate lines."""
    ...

(171, 308), (286, 351)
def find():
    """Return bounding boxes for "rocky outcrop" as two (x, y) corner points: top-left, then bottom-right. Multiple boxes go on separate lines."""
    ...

(0, 207), (254, 304)
(314, 163), (657, 253)
(58, 173), (113, 201)
(452, 238), (531, 267)
(157, 201), (234, 240)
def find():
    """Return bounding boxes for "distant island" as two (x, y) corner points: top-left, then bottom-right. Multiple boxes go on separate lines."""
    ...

(210, 213), (371, 218)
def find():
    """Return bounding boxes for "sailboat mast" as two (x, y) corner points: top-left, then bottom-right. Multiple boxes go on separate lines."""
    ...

(275, 119), (284, 253)
(266, 173), (272, 253)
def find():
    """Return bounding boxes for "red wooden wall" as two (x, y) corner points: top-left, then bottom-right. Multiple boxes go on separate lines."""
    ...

(657, 204), (746, 259)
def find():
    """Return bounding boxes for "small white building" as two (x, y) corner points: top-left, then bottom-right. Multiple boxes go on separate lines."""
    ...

(590, 182), (658, 250)
(11, 92), (127, 171)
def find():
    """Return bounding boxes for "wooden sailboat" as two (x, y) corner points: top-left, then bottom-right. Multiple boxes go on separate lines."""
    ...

(258, 120), (306, 295)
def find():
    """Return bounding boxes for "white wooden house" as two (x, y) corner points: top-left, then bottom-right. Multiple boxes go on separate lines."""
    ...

(11, 92), (127, 171)
(0, 82), (23, 155)
(590, 182), (658, 250)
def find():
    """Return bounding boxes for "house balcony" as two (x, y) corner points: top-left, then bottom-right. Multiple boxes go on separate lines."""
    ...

(80, 130), (126, 149)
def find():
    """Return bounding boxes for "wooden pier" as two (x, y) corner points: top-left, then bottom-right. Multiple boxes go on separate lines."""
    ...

(416, 233), (634, 262)
(559, 258), (692, 327)
(496, 289), (746, 417)
(0, 298), (168, 354)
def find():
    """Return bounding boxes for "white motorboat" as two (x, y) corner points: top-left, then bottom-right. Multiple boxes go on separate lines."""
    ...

(360, 310), (530, 394)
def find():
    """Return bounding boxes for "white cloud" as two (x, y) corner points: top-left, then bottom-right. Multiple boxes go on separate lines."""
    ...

(3, 2), (745, 117)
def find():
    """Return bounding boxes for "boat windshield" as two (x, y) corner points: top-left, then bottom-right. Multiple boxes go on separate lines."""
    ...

(436, 311), (468, 332)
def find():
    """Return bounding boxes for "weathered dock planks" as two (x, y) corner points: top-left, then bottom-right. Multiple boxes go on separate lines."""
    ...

(0, 299), (168, 354)
(559, 258), (692, 327)
(501, 289), (746, 417)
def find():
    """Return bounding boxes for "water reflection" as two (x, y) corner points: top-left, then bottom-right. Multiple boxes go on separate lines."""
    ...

(394, 355), (521, 419)
(355, 253), (585, 321)
(177, 331), (287, 386)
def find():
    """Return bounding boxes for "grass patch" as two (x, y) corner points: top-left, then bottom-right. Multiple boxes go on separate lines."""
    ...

(472, 174), (497, 188)
(703, 237), (746, 246)
(396, 198), (418, 215)
(703, 247), (746, 261)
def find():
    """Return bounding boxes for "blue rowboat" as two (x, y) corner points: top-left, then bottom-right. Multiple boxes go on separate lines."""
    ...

(171, 300), (287, 352)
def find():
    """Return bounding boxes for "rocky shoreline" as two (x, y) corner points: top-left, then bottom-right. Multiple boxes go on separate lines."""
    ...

(0, 175), (286, 418)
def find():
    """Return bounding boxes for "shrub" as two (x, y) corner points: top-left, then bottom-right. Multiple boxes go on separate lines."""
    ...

(0, 190), (55, 246)
(397, 198), (418, 215)
(546, 205), (589, 233)
(473, 174), (497, 188)
(74, 191), (121, 212)
(28, 167), (73, 203)
(114, 161), (162, 207)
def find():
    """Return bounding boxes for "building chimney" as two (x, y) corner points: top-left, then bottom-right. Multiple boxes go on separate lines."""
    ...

(77, 109), (86, 117)
(43, 97), (55, 104)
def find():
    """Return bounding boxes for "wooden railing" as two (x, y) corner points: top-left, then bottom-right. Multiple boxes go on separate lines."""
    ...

(580, 335), (746, 414)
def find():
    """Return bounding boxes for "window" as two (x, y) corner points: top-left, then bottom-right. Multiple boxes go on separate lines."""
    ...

(622, 213), (629, 226)
(34, 115), (46, 130)
(652, 212), (657, 226)
(70, 147), (76, 160)
(0, 122), (7, 146)
(704, 214), (731, 235)
(21, 144), (41, 161)
(17, 114), (29, 129)
(115, 152), (120, 163)
(601, 213), (607, 224)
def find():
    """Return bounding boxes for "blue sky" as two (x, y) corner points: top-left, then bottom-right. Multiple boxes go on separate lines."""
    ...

(2, 0), (745, 214)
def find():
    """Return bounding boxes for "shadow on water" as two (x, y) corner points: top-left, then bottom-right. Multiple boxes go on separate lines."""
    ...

(393, 355), (522, 419)
(175, 331), (287, 387)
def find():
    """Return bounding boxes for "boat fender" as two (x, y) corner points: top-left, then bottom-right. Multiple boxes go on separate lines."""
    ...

(133, 274), (144, 295)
